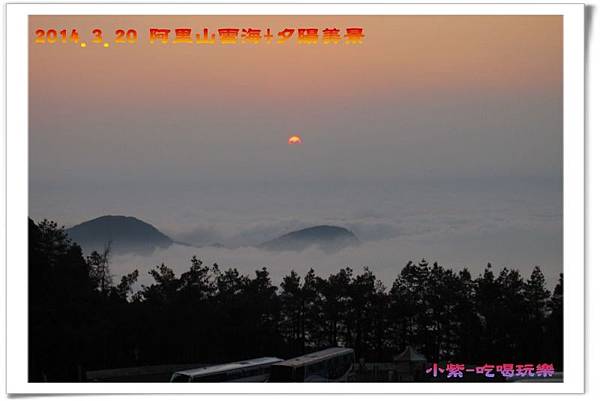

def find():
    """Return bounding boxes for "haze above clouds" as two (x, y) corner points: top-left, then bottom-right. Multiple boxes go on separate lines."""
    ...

(28, 15), (563, 286)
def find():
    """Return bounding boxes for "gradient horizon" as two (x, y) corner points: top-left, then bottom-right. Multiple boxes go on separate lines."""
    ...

(29, 15), (563, 286)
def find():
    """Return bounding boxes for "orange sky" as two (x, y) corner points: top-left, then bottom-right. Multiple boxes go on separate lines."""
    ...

(29, 15), (563, 187)
(30, 16), (562, 107)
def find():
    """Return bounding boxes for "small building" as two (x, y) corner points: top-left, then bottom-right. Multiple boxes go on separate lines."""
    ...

(393, 346), (427, 381)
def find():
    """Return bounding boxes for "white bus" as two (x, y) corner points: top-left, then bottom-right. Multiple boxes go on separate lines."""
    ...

(269, 347), (355, 382)
(170, 357), (283, 382)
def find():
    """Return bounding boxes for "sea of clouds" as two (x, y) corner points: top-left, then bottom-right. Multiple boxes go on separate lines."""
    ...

(108, 184), (562, 289)
(31, 178), (563, 289)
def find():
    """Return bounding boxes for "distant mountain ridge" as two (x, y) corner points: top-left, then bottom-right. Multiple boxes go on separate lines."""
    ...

(67, 217), (359, 255)
(259, 225), (359, 252)
(67, 215), (173, 255)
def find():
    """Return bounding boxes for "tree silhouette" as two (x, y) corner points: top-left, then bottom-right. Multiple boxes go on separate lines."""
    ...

(87, 242), (113, 293)
(28, 218), (564, 382)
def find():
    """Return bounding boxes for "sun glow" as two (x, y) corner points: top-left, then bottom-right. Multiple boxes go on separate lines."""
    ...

(288, 135), (302, 145)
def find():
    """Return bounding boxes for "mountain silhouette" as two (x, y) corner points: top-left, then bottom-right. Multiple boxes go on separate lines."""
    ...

(67, 215), (173, 255)
(259, 225), (359, 252)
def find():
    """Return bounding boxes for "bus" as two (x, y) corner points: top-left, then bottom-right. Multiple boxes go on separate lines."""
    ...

(170, 357), (283, 382)
(269, 347), (355, 382)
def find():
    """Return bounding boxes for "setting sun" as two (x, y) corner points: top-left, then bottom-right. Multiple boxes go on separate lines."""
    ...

(288, 135), (302, 145)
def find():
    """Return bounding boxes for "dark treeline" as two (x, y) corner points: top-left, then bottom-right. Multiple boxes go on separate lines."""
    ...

(29, 219), (563, 382)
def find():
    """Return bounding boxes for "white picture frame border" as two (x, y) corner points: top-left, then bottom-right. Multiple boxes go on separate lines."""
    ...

(5, 1), (585, 394)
